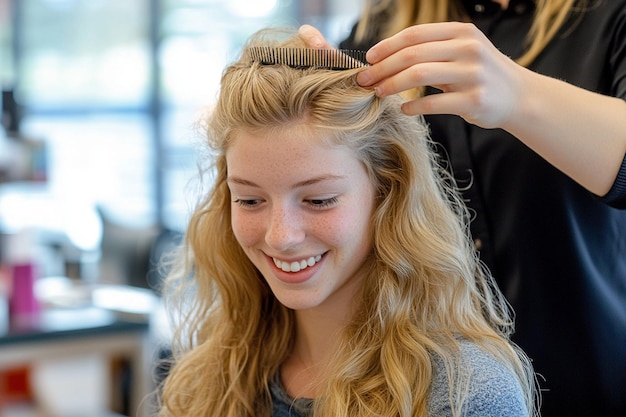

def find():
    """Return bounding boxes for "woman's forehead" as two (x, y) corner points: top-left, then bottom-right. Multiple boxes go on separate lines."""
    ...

(226, 129), (361, 181)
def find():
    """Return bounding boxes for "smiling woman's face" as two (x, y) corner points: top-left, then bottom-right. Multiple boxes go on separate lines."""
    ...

(226, 125), (376, 314)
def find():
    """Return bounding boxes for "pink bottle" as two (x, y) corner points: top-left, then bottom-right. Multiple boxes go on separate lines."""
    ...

(4, 230), (40, 328)
(9, 263), (40, 326)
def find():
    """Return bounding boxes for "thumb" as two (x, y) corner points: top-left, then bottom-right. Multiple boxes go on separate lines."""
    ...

(298, 25), (333, 49)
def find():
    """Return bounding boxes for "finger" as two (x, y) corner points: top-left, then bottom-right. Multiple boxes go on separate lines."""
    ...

(298, 25), (333, 49)
(401, 91), (502, 128)
(366, 22), (467, 63)
(358, 40), (459, 88)
(376, 64), (466, 99)
(401, 92), (456, 116)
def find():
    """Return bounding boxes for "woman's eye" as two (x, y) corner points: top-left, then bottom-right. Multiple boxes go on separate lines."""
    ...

(307, 196), (339, 209)
(233, 199), (260, 208)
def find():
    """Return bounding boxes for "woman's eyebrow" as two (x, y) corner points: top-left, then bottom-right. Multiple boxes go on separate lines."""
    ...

(291, 174), (346, 188)
(227, 176), (258, 187)
(227, 174), (346, 189)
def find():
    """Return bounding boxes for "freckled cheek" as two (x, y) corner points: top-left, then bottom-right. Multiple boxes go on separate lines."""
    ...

(231, 210), (265, 248)
(316, 209), (369, 245)
(339, 201), (375, 243)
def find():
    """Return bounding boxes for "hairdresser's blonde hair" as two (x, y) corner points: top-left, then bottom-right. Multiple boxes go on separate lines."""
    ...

(159, 28), (536, 417)
(355, 0), (589, 67)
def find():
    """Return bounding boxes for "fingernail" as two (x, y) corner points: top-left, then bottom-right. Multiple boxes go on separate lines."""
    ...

(357, 70), (372, 86)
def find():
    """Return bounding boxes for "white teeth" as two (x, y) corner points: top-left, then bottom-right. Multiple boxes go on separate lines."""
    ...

(273, 255), (322, 272)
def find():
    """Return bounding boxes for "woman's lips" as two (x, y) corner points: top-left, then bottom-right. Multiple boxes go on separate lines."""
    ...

(272, 254), (323, 272)
(268, 253), (325, 284)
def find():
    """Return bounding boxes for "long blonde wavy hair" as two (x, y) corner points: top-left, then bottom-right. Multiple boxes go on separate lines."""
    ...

(158, 28), (536, 417)
(354, 0), (590, 67)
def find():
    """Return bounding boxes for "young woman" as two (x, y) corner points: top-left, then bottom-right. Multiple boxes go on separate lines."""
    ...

(299, 1), (626, 415)
(158, 29), (537, 417)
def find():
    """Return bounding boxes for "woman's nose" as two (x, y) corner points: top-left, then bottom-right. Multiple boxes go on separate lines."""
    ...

(265, 205), (305, 251)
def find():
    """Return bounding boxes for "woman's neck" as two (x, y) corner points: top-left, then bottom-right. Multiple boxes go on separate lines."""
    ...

(281, 310), (346, 398)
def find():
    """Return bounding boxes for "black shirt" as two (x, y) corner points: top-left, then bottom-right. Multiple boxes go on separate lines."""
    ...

(340, 1), (626, 416)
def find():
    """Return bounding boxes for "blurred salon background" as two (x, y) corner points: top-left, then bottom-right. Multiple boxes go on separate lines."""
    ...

(0, 1), (359, 416)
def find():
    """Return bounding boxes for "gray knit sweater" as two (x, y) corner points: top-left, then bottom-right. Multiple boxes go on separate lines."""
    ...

(270, 340), (528, 417)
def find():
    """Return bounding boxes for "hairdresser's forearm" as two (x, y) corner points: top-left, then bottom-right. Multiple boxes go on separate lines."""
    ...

(502, 68), (626, 197)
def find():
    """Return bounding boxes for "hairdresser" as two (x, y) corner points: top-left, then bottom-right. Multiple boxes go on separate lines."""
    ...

(300, 1), (626, 416)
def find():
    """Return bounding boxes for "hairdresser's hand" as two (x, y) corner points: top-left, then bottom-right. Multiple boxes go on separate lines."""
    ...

(358, 21), (626, 196)
(358, 22), (527, 129)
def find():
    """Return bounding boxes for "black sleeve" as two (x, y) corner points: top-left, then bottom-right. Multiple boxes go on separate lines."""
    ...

(600, 153), (626, 209)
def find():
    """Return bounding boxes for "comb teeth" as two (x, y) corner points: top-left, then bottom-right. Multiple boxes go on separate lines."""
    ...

(249, 47), (369, 70)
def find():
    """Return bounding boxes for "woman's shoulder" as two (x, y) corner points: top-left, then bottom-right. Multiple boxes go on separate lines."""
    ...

(428, 340), (529, 417)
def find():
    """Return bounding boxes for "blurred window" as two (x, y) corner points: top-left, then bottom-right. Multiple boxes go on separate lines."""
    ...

(13, 0), (155, 228)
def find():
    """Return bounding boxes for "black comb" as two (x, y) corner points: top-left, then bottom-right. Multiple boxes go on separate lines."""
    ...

(248, 47), (369, 70)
